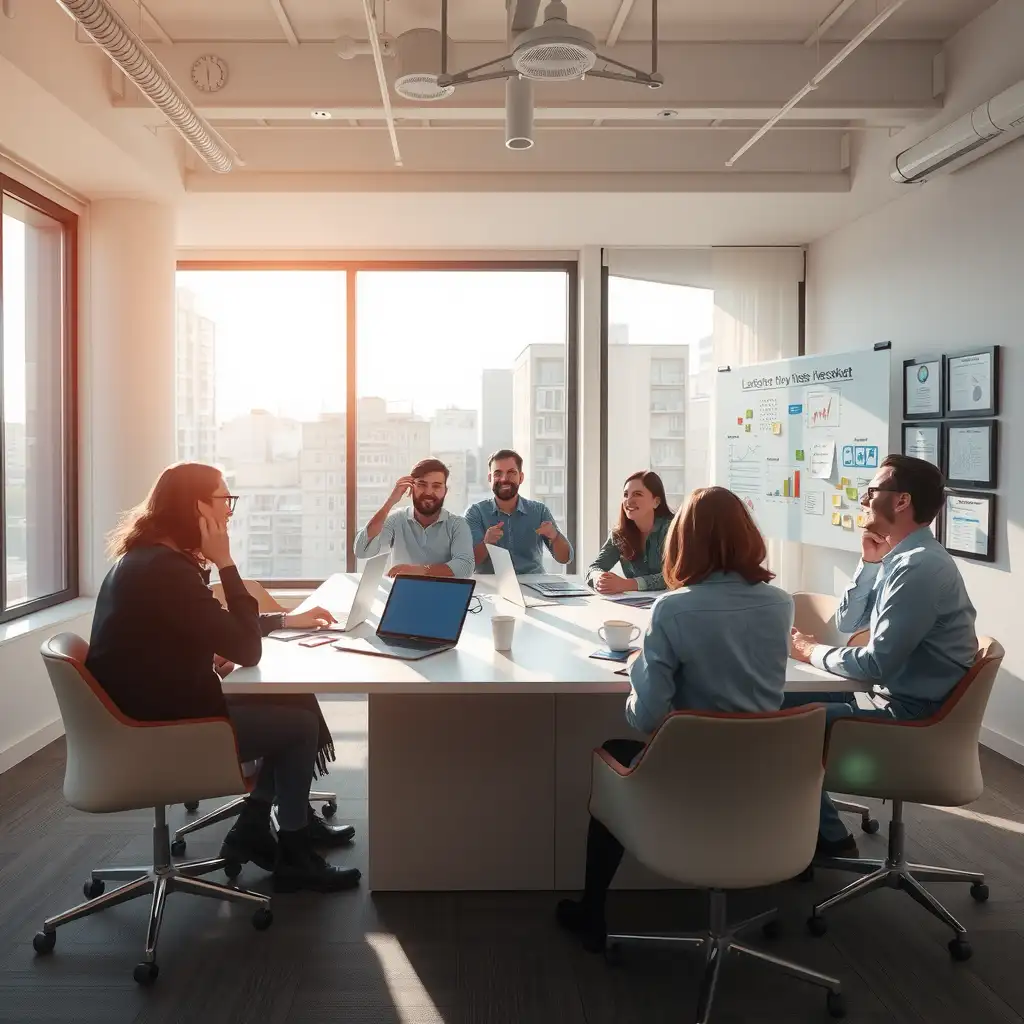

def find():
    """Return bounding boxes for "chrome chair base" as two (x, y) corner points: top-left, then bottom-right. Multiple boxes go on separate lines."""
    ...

(810, 799), (987, 961)
(606, 890), (845, 1023)
(33, 807), (272, 982)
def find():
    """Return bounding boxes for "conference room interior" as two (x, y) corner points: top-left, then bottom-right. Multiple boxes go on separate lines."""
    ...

(1, 0), (1023, 1021)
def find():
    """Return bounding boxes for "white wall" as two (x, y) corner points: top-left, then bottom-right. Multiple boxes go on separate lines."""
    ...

(804, 0), (1024, 760)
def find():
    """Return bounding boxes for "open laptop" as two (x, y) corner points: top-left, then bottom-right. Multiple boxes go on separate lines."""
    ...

(486, 544), (589, 607)
(280, 551), (389, 635)
(332, 574), (476, 660)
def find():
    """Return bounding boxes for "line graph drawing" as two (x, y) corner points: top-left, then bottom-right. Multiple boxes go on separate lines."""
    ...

(806, 388), (840, 429)
(727, 442), (763, 496)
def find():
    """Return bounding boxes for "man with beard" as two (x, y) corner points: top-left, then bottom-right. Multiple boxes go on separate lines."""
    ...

(465, 449), (573, 574)
(353, 458), (474, 578)
(788, 454), (977, 856)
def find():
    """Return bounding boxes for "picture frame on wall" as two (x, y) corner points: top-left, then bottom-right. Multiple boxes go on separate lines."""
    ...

(902, 422), (943, 470)
(944, 420), (998, 489)
(945, 345), (1000, 418)
(942, 489), (996, 563)
(902, 355), (944, 420)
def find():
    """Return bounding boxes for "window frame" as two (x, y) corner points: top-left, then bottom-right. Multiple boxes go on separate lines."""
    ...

(175, 258), (579, 585)
(0, 175), (79, 624)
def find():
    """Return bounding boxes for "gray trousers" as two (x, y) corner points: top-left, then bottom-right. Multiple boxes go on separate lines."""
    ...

(225, 696), (318, 831)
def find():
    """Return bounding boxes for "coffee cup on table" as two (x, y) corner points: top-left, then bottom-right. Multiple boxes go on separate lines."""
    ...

(598, 620), (641, 652)
(492, 615), (516, 652)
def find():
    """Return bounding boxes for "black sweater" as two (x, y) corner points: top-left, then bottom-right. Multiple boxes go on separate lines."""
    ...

(86, 545), (269, 722)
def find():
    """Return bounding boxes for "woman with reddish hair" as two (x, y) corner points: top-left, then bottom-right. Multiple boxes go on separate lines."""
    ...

(557, 486), (793, 950)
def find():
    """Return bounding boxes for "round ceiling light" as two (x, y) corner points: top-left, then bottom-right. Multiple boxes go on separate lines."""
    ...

(393, 29), (455, 101)
(311, 110), (333, 119)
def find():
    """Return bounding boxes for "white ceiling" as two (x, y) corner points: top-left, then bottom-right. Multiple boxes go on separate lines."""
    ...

(127, 0), (996, 45)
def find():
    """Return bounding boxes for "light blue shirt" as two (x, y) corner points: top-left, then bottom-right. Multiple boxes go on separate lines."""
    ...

(464, 495), (573, 575)
(626, 572), (794, 734)
(353, 507), (474, 578)
(810, 526), (977, 713)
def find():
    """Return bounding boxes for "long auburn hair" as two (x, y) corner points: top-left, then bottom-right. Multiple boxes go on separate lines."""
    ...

(663, 486), (773, 589)
(106, 462), (224, 560)
(613, 470), (674, 561)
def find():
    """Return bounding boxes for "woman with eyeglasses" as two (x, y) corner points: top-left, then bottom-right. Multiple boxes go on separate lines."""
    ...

(86, 462), (360, 894)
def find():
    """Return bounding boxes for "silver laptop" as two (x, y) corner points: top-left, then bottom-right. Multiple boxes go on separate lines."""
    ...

(289, 552), (389, 633)
(486, 544), (558, 608)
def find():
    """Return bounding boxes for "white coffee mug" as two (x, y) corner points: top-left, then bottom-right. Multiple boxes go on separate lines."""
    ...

(492, 615), (516, 651)
(598, 620), (641, 652)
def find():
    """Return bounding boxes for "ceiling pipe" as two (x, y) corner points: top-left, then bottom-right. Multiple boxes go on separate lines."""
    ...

(804, 0), (860, 47)
(359, 0), (403, 166)
(726, 0), (910, 167)
(54, 0), (235, 172)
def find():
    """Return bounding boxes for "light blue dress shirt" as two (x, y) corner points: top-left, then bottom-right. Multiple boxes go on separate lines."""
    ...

(464, 495), (573, 574)
(810, 526), (977, 714)
(626, 572), (794, 734)
(353, 507), (474, 578)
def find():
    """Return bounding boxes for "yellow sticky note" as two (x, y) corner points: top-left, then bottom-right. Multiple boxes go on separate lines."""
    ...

(771, 422), (782, 436)
(840, 477), (850, 487)
(744, 423), (752, 432)
(831, 512), (842, 526)
(832, 494), (843, 507)
(841, 514), (854, 530)
(856, 513), (866, 528)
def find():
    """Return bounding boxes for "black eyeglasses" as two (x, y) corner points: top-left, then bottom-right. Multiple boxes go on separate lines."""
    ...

(214, 494), (239, 512)
(861, 486), (901, 503)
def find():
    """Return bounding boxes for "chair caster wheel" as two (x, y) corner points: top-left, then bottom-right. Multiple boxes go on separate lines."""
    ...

(827, 990), (847, 1018)
(170, 838), (186, 857)
(603, 942), (622, 967)
(224, 860), (242, 880)
(252, 907), (274, 931)
(761, 918), (781, 940)
(807, 915), (828, 937)
(970, 882), (989, 902)
(321, 800), (337, 818)
(83, 878), (105, 899)
(949, 937), (972, 962)
(184, 802), (199, 813)
(133, 961), (159, 985)
(33, 930), (56, 955)
(861, 818), (880, 834)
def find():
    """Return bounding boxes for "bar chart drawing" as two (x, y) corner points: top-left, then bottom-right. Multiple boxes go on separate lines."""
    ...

(768, 470), (801, 499)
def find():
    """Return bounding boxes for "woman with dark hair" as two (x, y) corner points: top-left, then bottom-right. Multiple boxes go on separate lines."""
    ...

(586, 471), (674, 594)
(557, 486), (793, 949)
(86, 462), (360, 893)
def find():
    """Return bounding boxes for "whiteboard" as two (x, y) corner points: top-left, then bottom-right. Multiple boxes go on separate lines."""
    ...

(713, 347), (891, 553)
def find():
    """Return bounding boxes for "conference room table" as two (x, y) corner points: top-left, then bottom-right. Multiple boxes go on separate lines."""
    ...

(223, 573), (854, 892)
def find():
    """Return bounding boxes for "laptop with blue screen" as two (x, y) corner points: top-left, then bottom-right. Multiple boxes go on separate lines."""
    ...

(332, 575), (476, 660)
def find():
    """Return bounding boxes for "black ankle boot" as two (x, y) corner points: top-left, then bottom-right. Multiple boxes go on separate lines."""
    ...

(273, 826), (362, 893)
(307, 804), (356, 847)
(220, 798), (278, 871)
(556, 898), (607, 953)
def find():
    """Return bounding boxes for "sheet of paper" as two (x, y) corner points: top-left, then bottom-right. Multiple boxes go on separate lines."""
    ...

(809, 441), (836, 479)
(803, 492), (825, 516)
(948, 351), (993, 413)
(945, 493), (990, 556)
(903, 424), (940, 467)
(948, 425), (990, 482)
(905, 359), (942, 416)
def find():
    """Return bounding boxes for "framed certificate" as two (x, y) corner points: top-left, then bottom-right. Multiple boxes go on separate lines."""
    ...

(902, 422), (943, 469)
(903, 356), (944, 419)
(945, 346), (999, 418)
(942, 490), (996, 563)
(944, 420), (998, 489)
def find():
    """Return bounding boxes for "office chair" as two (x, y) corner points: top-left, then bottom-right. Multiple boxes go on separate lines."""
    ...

(792, 591), (878, 835)
(176, 577), (338, 862)
(591, 705), (846, 1022)
(35, 633), (273, 984)
(806, 638), (1003, 962)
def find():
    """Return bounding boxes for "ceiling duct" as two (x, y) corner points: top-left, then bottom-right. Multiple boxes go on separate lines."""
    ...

(394, 28), (454, 101)
(335, 34), (396, 60)
(54, 0), (236, 173)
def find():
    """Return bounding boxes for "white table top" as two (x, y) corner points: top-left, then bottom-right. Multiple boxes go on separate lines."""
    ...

(223, 573), (844, 696)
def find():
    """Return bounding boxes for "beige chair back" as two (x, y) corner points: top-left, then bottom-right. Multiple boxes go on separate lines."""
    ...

(792, 591), (852, 646)
(211, 578), (284, 613)
(41, 633), (249, 814)
(825, 637), (1003, 806)
(589, 706), (827, 890)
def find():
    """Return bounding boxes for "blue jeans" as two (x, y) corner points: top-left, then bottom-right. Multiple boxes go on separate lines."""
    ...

(781, 690), (938, 842)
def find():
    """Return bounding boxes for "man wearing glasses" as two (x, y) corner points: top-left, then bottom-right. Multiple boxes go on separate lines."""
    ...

(788, 455), (978, 857)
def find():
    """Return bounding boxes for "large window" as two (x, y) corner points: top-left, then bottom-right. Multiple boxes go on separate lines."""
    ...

(1, 178), (77, 621)
(604, 276), (714, 532)
(175, 263), (576, 582)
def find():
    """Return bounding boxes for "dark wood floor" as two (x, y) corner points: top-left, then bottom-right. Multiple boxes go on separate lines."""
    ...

(2, 699), (1024, 1024)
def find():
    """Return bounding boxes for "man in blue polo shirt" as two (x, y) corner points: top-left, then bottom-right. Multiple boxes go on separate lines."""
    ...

(465, 449), (573, 574)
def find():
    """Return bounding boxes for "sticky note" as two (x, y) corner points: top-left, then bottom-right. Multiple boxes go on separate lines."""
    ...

(841, 514), (854, 530)
(856, 513), (866, 528)
(840, 477), (850, 487)
(771, 422), (782, 436)
(795, 450), (805, 461)
(832, 494), (843, 507)
(737, 417), (743, 425)
(744, 424), (751, 433)
(846, 487), (858, 500)
(745, 409), (753, 419)
(831, 512), (841, 526)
